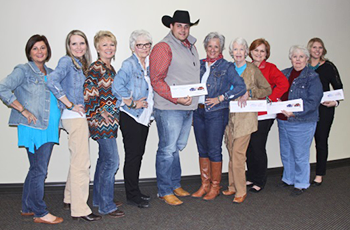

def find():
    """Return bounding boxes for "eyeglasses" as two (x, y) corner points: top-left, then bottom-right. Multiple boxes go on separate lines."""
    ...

(136, 43), (152, 49)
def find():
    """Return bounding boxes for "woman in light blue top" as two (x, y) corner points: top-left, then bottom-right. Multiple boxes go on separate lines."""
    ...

(0, 35), (63, 224)
(112, 30), (154, 208)
(47, 30), (101, 221)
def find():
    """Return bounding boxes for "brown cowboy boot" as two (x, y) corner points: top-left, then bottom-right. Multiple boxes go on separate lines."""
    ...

(192, 158), (211, 198)
(203, 161), (222, 201)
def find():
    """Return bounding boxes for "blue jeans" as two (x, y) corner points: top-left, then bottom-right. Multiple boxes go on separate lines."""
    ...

(193, 108), (229, 162)
(22, 142), (54, 217)
(278, 120), (317, 189)
(93, 138), (119, 214)
(154, 109), (193, 197)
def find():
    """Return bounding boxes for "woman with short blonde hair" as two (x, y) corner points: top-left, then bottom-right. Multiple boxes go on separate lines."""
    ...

(84, 30), (125, 218)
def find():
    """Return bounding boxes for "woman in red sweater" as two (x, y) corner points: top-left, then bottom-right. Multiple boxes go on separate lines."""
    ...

(245, 38), (289, 192)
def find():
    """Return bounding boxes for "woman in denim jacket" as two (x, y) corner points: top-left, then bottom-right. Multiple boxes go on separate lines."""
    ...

(112, 30), (153, 208)
(191, 32), (246, 201)
(277, 45), (323, 196)
(0, 35), (63, 224)
(47, 30), (101, 221)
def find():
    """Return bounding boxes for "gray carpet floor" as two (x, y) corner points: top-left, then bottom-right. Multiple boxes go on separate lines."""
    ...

(0, 164), (349, 230)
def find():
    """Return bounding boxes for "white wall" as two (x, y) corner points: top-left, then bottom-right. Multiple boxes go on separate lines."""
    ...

(0, 0), (349, 183)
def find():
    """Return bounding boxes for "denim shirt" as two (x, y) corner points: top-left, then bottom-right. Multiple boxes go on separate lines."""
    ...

(200, 58), (246, 112)
(282, 66), (323, 122)
(0, 62), (54, 129)
(112, 54), (150, 118)
(47, 56), (86, 109)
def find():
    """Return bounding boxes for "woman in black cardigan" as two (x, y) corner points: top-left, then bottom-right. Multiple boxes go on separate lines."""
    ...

(307, 37), (343, 186)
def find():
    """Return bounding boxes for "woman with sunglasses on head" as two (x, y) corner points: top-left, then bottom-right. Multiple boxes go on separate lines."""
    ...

(113, 30), (154, 208)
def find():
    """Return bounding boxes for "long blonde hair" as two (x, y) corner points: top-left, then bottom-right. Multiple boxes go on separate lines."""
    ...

(65, 30), (92, 75)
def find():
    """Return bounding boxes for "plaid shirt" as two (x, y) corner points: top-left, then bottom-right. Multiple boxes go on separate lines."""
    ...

(149, 39), (193, 104)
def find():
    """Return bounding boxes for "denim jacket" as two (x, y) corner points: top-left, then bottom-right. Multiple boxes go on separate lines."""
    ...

(0, 62), (53, 129)
(112, 54), (150, 118)
(200, 58), (246, 112)
(282, 66), (323, 122)
(47, 56), (86, 109)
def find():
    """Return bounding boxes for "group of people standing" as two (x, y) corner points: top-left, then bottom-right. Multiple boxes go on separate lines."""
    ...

(0, 9), (343, 225)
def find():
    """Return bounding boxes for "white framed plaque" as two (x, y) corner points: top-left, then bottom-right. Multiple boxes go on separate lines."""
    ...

(321, 89), (344, 103)
(267, 99), (303, 114)
(170, 83), (208, 98)
(230, 100), (267, 113)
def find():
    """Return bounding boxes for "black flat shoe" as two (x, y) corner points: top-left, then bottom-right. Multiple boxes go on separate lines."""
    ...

(127, 199), (149, 208)
(72, 213), (102, 221)
(277, 181), (292, 188)
(290, 188), (305, 196)
(140, 194), (151, 201)
(63, 202), (70, 210)
(108, 210), (125, 218)
(311, 181), (322, 187)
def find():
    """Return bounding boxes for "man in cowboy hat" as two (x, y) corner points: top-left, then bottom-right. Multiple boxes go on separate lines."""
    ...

(150, 10), (200, 206)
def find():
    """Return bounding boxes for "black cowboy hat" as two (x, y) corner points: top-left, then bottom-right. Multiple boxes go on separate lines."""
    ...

(162, 10), (200, 28)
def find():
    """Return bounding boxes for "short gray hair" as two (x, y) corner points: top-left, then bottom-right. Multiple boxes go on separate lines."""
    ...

(289, 45), (310, 60)
(229, 37), (249, 58)
(129, 30), (152, 51)
(203, 32), (225, 52)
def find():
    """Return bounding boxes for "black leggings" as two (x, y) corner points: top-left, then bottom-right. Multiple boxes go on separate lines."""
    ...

(246, 119), (274, 188)
(119, 112), (149, 202)
(314, 105), (335, 176)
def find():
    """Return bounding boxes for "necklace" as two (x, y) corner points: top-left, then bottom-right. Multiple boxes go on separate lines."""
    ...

(308, 62), (320, 70)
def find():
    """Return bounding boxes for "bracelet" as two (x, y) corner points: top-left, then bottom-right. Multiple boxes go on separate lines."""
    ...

(19, 107), (26, 113)
(66, 102), (74, 110)
(127, 100), (135, 109)
(217, 95), (221, 103)
(132, 101), (137, 109)
(266, 97), (272, 104)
